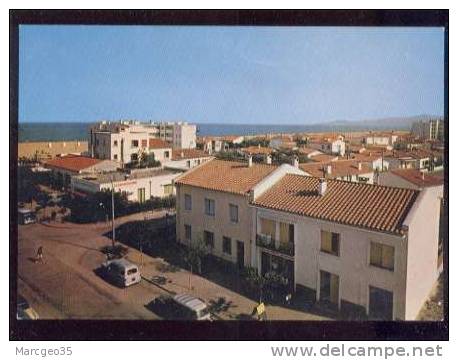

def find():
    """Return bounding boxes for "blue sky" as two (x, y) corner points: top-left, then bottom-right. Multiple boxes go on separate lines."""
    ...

(19, 26), (444, 124)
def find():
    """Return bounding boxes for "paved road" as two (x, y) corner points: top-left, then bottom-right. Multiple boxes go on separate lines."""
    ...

(18, 214), (168, 319)
(18, 210), (330, 321)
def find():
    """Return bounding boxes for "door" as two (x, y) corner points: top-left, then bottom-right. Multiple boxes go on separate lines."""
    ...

(138, 188), (146, 203)
(369, 286), (393, 320)
(236, 241), (244, 269)
(320, 270), (339, 305)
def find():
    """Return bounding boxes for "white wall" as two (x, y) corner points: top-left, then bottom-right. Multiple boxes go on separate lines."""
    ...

(251, 206), (408, 319)
(176, 184), (252, 265)
(403, 189), (442, 319)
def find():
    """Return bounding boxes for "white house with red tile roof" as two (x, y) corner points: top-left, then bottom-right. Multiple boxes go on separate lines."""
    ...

(174, 157), (442, 320)
(249, 173), (442, 320)
(45, 155), (119, 187)
(174, 159), (305, 268)
(164, 148), (214, 170)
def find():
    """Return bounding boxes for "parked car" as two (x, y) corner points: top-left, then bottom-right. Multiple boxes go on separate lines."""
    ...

(18, 208), (37, 225)
(17, 295), (39, 320)
(148, 294), (211, 320)
(100, 258), (141, 287)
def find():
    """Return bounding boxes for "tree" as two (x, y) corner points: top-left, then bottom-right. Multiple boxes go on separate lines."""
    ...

(242, 267), (266, 302)
(184, 237), (208, 275)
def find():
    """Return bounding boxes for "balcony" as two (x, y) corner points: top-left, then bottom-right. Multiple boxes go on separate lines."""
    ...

(256, 234), (294, 257)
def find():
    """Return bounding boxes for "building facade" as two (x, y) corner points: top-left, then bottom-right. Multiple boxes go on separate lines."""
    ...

(411, 119), (444, 142)
(72, 168), (181, 202)
(89, 121), (197, 165)
(175, 158), (443, 320)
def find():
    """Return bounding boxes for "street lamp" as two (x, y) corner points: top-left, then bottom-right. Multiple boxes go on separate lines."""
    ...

(99, 202), (108, 223)
(110, 177), (116, 249)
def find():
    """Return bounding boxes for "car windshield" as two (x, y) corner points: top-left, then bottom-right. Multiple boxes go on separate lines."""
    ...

(25, 214), (36, 221)
(127, 268), (137, 275)
(197, 307), (209, 318)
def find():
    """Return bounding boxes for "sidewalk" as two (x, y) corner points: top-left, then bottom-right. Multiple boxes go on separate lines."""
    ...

(125, 247), (331, 321)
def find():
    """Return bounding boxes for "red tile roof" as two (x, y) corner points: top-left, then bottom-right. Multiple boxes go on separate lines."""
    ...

(298, 147), (321, 155)
(391, 169), (444, 188)
(241, 146), (273, 155)
(253, 174), (419, 235)
(300, 159), (373, 178)
(45, 156), (102, 172)
(175, 159), (277, 195)
(171, 148), (212, 161)
(309, 154), (339, 163)
(149, 138), (171, 149)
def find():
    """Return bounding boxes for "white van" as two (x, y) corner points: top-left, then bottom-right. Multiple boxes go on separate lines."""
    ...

(102, 258), (141, 287)
(171, 294), (211, 320)
(18, 208), (37, 225)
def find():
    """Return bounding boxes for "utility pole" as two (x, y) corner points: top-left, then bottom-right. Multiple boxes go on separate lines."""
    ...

(111, 178), (115, 248)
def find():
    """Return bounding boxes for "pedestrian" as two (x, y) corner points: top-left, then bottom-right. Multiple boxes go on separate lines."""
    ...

(36, 246), (43, 263)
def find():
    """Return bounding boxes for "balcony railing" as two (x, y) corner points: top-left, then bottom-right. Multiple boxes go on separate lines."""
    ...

(256, 234), (295, 257)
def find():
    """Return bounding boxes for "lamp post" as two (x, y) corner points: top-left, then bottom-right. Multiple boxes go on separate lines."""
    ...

(111, 178), (115, 249)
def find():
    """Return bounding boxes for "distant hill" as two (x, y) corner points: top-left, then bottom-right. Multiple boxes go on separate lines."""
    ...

(319, 114), (443, 132)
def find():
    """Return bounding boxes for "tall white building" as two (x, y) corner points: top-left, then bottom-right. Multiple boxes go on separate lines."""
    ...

(89, 120), (197, 165)
(156, 121), (197, 149)
(411, 119), (444, 141)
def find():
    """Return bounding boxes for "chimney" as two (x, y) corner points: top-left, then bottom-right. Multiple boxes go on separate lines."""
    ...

(326, 164), (332, 174)
(248, 155), (253, 167)
(357, 162), (362, 171)
(292, 155), (299, 168)
(180, 151), (184, 158)
(266, 154), (272, 165)
(422, 172), (425, 180)
(318, 178), (327, 196)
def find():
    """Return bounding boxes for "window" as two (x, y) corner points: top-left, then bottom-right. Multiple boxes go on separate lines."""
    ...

(141, 139), (147, 148)
(205, 198), (215, 216)
(229, 204), (239, 223)
(186, 160), (191, 168)
(131, 153), (138, 162)
(113, 154), (118, 160)
(164, 151), (170, 158)
(260, 218), (276, 239)
(185, 224), (192, 241)
(131, 140), (139, 148)
(113, 140), (118, 147)
(370, 242), (395, 271)
(138, 188), (146, 203)
(204, 231), (214, 249)
(280, 222), (294, 244)
(163, 184), (173, 195)
(321, 230), (340, 256)
(223, 236), (232, 255)
(184, 194), (192, 210)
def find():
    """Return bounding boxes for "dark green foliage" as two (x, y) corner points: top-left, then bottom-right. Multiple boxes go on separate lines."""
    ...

(64, 189), (176, 223)
(17, 166), (51, 204)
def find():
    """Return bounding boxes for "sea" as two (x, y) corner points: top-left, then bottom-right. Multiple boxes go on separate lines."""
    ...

(17, 122), (346, 142)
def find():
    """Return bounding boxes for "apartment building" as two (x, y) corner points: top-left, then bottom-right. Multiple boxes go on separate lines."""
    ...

(175, 157), (442, 320)
(411, 118), (444, 142)
(89, 120), (196, 165)
(175, 158), (304, 267)
(157, 121), (197, 149)
(251, 174), (442, 320)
